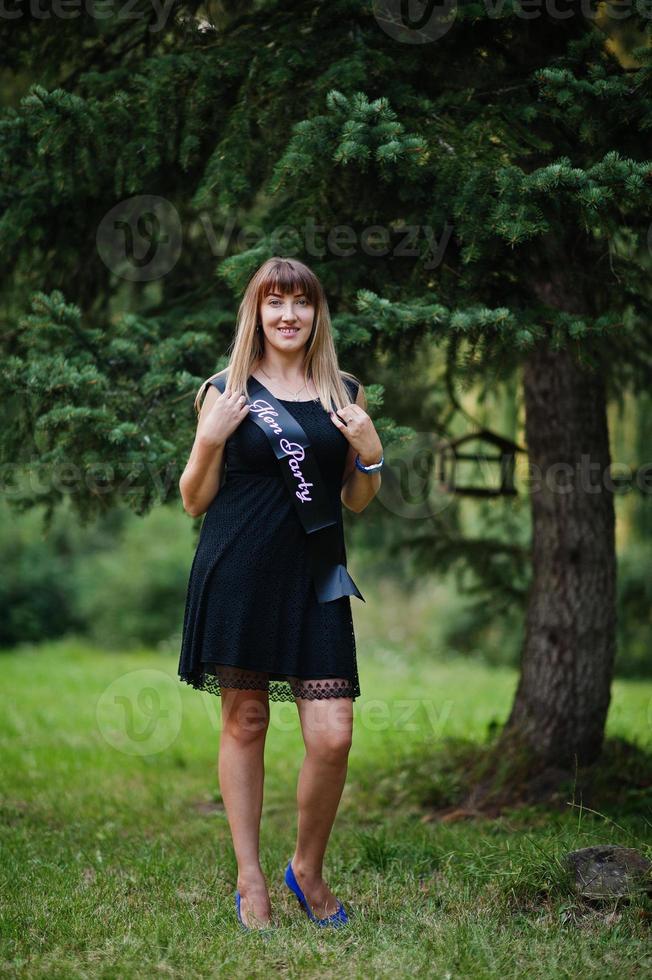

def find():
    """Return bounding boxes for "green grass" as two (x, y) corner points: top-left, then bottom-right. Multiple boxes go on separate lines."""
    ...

(1, 624), (651, 978)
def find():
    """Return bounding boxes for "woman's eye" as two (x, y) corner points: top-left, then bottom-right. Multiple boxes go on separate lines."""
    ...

(268, 297), (309, 307)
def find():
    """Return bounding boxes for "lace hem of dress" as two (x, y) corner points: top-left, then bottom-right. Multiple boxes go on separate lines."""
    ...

(179, 664), (360, 702)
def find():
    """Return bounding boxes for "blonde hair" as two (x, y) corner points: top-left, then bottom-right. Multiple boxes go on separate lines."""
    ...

(193, 256), (364, 416)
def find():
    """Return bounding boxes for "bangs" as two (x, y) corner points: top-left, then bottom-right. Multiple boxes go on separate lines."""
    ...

(259, 260), (319, 306)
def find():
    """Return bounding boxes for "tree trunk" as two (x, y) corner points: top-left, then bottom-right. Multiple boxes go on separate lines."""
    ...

(502, 343), (617, 767)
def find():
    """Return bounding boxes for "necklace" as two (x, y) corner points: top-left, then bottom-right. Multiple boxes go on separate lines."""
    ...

(259, 365), (313, 401)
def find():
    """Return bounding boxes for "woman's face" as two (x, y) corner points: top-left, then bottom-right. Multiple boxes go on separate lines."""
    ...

(259, 289), (314, 352)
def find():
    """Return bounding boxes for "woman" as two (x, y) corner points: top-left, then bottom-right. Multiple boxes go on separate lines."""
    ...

(178, 257), (383, 931)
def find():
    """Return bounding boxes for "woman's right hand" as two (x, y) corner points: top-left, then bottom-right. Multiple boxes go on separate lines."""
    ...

(197, 385), (250, 447)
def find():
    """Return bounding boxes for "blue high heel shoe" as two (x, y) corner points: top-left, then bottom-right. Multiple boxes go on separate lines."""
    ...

(235, 890), (248, 931)
(284, 860), (349, 927)
(235, 890), (274, 936)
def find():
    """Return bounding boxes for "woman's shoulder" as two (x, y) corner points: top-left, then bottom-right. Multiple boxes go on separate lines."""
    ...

(194, 367), (230, 415)
(339, 371), (366, 406)
(339, 371), (361, 397)
(204, 368), (230, 393)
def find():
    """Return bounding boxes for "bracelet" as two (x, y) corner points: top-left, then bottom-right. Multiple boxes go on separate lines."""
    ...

(355, 452), (384, 473)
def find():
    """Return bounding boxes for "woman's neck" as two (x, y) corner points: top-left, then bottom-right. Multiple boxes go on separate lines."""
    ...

(253, 354), (309, 383)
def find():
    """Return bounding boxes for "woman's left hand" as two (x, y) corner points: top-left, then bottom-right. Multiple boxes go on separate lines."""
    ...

(329, 404), (383, 465)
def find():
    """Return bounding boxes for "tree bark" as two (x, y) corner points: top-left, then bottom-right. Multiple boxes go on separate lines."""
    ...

(502, 343), (617, 767)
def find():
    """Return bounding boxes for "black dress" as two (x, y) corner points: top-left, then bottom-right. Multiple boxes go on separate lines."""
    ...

(177, 373), (362, 702)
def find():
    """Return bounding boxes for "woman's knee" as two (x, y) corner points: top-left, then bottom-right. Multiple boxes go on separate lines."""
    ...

(221, 693), (270, 744)
(302, 710), (353, 763)
(304, 723), (353, 762)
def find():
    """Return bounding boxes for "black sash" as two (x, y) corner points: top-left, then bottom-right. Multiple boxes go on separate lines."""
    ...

(206, 374), (365, 605)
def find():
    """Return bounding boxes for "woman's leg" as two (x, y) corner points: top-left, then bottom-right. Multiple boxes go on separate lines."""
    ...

(218, 674), (271, 928)
(288, 681), (353, 919)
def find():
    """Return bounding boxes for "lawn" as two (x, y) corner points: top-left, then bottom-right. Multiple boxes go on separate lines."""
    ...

(1, 623), (650, 979)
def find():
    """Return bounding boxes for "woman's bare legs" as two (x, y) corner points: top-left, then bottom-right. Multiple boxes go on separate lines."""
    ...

(219, 681), (272, 929)
(289, 683), (353, 919)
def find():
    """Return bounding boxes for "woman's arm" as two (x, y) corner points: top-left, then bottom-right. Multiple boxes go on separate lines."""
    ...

(179, 385), (227, 518)
(340, 383), (382, 514)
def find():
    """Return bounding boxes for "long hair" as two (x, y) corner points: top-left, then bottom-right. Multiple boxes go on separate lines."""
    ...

(193, 256), (364, 416)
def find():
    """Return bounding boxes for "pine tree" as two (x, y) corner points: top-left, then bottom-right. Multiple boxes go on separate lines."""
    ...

(2, 3), (651, 782)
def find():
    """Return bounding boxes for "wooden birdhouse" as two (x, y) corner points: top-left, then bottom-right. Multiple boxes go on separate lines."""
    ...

(435, 427), (525, 497)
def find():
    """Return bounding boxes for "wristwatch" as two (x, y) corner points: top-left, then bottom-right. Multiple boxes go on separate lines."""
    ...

(355, 452), (384, 473)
